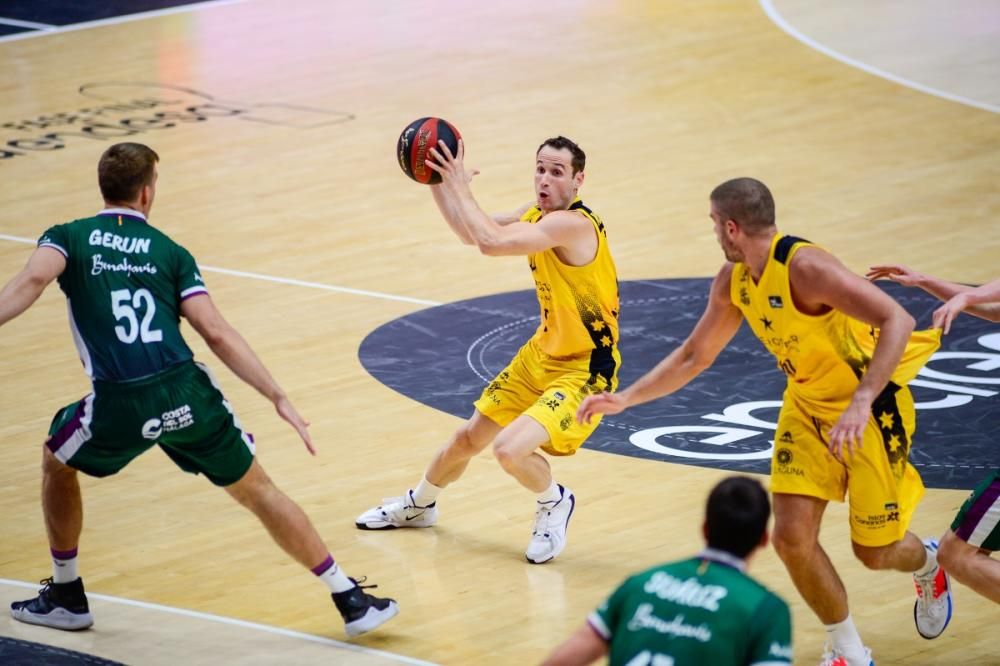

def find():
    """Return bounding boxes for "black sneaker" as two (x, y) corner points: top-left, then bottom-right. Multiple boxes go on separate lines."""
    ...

(331, 577), (399, 637)
(10, 577), (94, 631)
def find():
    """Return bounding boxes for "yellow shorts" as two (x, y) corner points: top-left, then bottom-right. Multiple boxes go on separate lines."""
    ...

(473, 338), (620, 456)
(771, 383), (925, 547)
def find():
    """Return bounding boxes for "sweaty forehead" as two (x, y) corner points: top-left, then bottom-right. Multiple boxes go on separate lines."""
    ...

(536, 147), (572, 168)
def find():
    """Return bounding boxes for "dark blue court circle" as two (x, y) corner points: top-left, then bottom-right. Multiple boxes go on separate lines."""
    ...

(359, 279), (1000, 490)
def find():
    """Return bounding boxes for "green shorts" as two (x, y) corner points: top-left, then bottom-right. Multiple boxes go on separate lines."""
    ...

(46, 361), (254, 486)
(950, 469), (1000, 552)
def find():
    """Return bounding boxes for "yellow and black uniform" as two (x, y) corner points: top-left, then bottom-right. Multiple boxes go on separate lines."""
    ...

(474, 198), (621, 455)
(730, 234), (941, 546)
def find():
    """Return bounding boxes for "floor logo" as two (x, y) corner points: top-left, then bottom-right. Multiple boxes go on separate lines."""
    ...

(359, 279), (1000, 490)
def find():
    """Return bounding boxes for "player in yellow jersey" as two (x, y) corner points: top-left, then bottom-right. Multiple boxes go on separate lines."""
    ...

(578, 178), (953, 665)
(356, 136), (621, 564)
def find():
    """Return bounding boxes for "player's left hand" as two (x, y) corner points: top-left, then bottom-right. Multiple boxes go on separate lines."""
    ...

(276, 397), (316, 455)
(426, 139), (479, 188)
(932, 294), (968, 334)
(827, 398), (869, 462)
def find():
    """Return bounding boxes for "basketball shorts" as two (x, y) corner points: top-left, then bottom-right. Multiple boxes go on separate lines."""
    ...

(46, 361), (255, 487)
(950, 470), (1000, 551)
(473, 338), (620, 456)
(770, 383), (924, 547)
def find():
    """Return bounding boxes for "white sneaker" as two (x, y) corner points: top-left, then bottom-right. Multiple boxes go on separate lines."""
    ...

(355, 490), (438, 530)
(818, 644), (873, 666)
(913, 539), (953, 639)
(525, 485), (575, 564)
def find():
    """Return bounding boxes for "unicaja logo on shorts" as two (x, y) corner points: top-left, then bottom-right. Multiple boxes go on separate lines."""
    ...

(141, 418), (163, 440)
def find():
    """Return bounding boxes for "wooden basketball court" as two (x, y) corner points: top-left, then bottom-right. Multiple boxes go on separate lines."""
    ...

(1, 1), (997, 664)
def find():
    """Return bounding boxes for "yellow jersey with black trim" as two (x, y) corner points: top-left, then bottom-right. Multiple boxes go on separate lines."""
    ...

(730, 234), (940, 417)
(522, 198), (620, 379)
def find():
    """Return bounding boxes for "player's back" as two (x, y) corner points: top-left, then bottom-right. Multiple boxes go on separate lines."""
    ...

(39, 209), (207, 383)
(594, 553), (792, 666)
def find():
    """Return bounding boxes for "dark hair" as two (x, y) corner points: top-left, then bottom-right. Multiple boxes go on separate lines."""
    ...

(705, 476), (770, 559)
(710, 177), (775, 234)
(98, 143), (159, 204)
(537, 136), (586, 174)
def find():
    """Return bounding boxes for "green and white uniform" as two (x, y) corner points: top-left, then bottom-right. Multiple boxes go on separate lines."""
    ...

(41, 209), (254, 486)
(589, 549), (793, 666)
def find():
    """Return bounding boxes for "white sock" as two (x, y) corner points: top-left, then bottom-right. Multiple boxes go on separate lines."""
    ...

(913, 540), (938, 577)
(315, 557), (354, 593)
(412, 476), (443, 507)
(537, 480), (561, 504)
(825, 615), (867, 665)
(51, 549), (78, 584)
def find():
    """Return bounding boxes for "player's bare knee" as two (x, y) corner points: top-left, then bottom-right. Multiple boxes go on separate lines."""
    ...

(770, 526), (811, 562)
(491, 440), (521, 473)
(936, 532), (964, 574)
(446, 423), (485, 459)
(41, 446), (74, 479)
(851, 542), (890, 570)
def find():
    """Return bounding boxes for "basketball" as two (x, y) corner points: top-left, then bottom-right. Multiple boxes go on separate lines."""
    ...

(396, 117), (462, 184)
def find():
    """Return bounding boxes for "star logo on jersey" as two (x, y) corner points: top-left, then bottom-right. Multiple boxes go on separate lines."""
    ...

(768, 295), (783, 308)
(879, 411), (894, 430)
(194, 272), (204, 283)
(759, 315), (774, 331)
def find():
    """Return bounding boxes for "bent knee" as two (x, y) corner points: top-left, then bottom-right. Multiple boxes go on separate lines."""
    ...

(491, 440), (521, 470)
(937, 532), (966, 572)
(852, 542), (893, 570)
(771, 525), (817, 561)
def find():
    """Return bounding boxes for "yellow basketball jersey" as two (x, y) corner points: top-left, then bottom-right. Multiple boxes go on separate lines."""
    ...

(730, 234), (940, 417)
(522, 198), (620, 378)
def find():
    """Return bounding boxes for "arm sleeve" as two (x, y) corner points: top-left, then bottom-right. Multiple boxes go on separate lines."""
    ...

(175, 246), (208, 301)
(38, 224), (70, 259)
(587, 576), (632, 643)
(747, 594), (793, 666)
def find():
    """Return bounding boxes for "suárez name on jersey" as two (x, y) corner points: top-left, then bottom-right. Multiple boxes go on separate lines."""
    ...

(643, 572), (728, 611)
(89, 229), (151, 254)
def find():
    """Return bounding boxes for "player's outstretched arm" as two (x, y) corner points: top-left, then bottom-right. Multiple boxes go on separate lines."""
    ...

(0, 247), (65, 328)
(868, 265), (1000, 330)
(933, 276), (1000, 332)
(540, 623), (607, 666)
(578, 263), (744, 424)
(181, 293), (315, 455)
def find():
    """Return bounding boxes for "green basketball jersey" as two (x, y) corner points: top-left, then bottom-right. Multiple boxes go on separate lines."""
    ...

(590, 549), (792, 666)
(38, 209), (207, 382)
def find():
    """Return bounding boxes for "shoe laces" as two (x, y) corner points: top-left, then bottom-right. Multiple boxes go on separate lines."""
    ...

(532, 501), (556, 538)
(914, 566), (947, 612)
(36, 577), (55, 594)
(349, 576), (379, 591)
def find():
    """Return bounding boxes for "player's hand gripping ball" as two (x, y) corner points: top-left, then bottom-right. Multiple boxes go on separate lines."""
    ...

(397, 117), (462, 184)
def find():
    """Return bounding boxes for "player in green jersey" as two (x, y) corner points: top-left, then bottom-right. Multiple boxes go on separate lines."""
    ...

(1, 142), (398, 638)
(543, 476), (792, 666)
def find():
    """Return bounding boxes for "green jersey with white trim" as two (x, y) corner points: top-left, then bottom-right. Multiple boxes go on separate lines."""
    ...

(39, 209), (207, 382)
(590, 550), (792, 666)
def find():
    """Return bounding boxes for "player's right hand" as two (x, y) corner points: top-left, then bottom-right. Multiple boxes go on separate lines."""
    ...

(577, 392), (627, 424)
(932, 293), (969, 334)
(275, 397), (316, 455)
(865, 264), (924, 287)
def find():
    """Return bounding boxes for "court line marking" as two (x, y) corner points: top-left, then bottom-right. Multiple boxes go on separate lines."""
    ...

(759, 0), (1000, 115)
(0, 0), (247, 44)
(0, 234), (440, 307)
(0, 579), (437, 666)
(0, 17), (57, 30)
